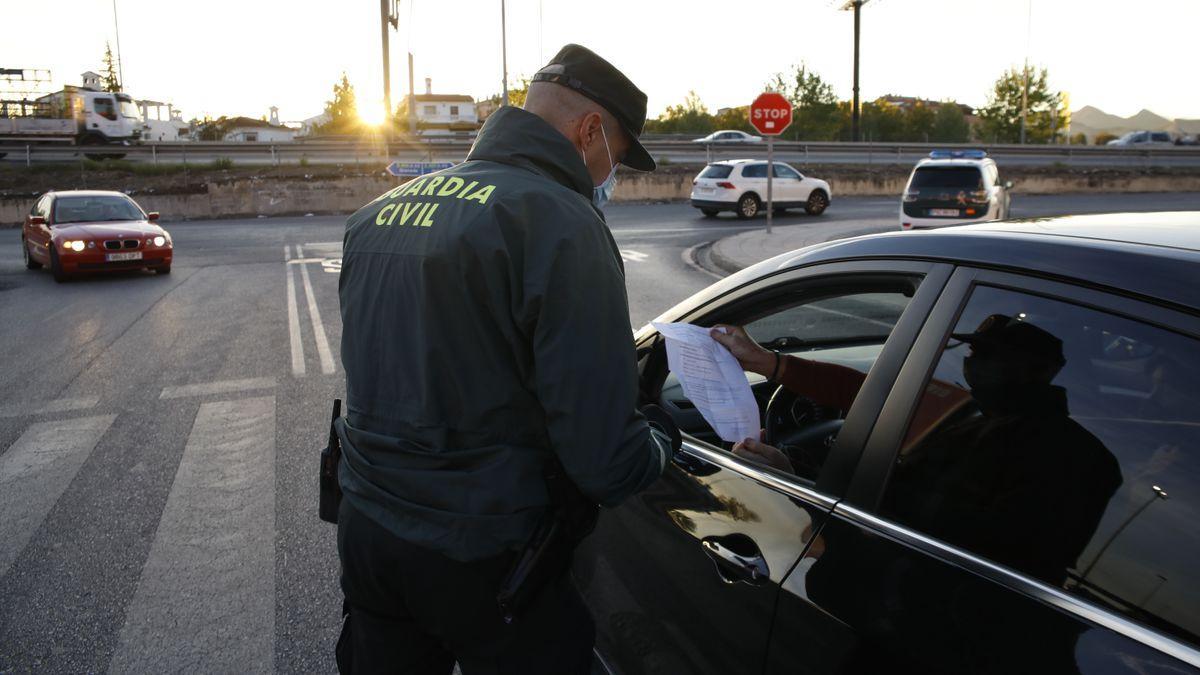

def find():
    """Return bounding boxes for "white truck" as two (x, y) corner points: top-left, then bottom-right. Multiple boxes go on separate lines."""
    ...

(1, 70), (143, 160)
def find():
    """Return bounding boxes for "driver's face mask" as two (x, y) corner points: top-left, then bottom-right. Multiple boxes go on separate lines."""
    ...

(582, 124), (618, 210)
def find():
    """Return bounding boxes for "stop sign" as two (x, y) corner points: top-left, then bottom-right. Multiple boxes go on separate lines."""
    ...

(748, 93), (793, 136)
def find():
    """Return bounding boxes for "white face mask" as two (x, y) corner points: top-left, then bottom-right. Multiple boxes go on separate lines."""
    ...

(582, 124), (618, 209)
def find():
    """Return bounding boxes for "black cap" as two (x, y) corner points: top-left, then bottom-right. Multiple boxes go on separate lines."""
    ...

(532, 44), (656, 172)
(952, 313), (1066, 366)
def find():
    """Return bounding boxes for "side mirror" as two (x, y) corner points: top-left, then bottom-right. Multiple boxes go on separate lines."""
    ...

(147, 212), (160, 221)
(29, 216), (45, 226)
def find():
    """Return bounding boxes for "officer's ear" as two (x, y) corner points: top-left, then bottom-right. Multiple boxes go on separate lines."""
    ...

(578, 111), (603, 149)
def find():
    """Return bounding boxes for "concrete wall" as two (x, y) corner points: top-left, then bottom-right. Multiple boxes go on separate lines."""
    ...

(4, 167), (1199, 225)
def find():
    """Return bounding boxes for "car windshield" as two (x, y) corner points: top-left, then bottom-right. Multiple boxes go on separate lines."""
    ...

(53, 196), (145, 224)
(909, 166), (983, 190)
(699, 165), (734, 179)
(118, 98), (141, 119)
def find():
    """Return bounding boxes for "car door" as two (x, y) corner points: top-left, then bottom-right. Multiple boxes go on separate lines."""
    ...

(576, 260), (952, 675)
(739, 162), (768, 201)
(767, 267), (1200, 674)
(771, 163), (806, 206)
(24, 195), (52, 263)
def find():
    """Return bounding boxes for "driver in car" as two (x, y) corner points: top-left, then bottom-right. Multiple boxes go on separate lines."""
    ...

(709, 324), (866, 473)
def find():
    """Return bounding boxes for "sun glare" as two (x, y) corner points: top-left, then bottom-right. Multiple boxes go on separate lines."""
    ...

(358, 104), (387, 128)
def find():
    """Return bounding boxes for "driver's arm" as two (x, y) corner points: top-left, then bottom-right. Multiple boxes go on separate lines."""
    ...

(710, 324), (866, 412)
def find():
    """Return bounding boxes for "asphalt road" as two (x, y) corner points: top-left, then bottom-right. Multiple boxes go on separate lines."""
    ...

(1, 192), (1198, 672)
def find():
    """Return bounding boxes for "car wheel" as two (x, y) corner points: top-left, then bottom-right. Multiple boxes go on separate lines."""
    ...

(736, 194), (760, 220)
(804, 190), (829, 215)
(700, 208), (719, 218)
(50, 248), (68, 283)
(155, 265), (171, 275)
(22, 237), (42, 270)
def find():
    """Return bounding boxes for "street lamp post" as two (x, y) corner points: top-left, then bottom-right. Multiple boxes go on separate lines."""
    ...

(380, 0), (400, 131)
(840, 1), (871, 143)
(500, 0), (509, 107)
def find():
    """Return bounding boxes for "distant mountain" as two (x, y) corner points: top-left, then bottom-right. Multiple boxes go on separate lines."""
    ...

(1069, 105), (1198, 141)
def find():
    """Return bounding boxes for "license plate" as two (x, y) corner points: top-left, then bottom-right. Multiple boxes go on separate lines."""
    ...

(697, 187), (714, 194)
(929, 208), (959, 217)
(106, 251), (143, 261)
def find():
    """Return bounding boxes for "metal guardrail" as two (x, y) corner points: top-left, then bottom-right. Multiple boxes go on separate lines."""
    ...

(2, 139), (1199, 166)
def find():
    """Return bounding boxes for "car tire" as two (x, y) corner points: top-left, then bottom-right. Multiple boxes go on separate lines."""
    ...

(22, 237), (42, 270)
(700, 208), (719, 218)
(805, 190), (829, 215)
(80, 135), (107, 162)
(155, 265), (171, 275)
(736, 194), (760, 220)
(50, 248), (67, 283)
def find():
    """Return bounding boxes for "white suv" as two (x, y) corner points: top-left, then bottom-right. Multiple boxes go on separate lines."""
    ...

(900, 150), (1011, 230)
(690, 159), (832, 219)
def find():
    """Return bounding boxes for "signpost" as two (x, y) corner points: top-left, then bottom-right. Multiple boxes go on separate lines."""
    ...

(748, 92), (794, 234)
(386, 161), (454, 177)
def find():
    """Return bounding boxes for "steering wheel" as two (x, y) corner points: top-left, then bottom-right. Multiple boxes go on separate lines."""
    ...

(764, 385), (844, 479)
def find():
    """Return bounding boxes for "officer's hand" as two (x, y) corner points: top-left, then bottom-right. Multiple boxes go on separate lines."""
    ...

(710, 325), (775, 377)
(641, 404), (681, 453)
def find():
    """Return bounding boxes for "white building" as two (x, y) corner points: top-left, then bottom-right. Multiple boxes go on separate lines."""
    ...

(410, 78), (477, 135)
(223, 108), (296, 142)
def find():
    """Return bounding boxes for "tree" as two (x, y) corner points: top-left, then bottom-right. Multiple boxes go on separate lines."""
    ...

(1094, 132), (1118, 146)
(767, 64), (841, 141)
(930, 103), (972, 143)
(904, 102), (937, 142)
(479, 76), (532, 111)
(644, 91), (715, 135)
(1069, 132), (1088, 145)
(101, 42), (121, 92)
(317, 73), (360, 135)
(711, 106), (755, 134)
(976, 66), (1068, 144)
(859, 99), (907, 142)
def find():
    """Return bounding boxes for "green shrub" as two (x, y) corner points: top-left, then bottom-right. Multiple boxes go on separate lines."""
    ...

(1095, 132), (1118, 146)
(209, 157), (234, 170)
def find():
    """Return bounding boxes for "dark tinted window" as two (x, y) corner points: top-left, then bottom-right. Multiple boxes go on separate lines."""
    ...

(773, 164), (801, 179)
(94, 97), (115, 119)
(1152, 132), (1171, 142)
(909, 166), (983, 190)
(741, 163), (768, 178)
(699, 164), (733, 179)
(882, 285), (1200, 647)
(53, 195), (144, 224)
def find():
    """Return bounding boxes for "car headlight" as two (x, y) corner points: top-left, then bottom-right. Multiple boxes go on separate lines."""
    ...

(63, 240), (85, 252)
(153, 235), (166, 247)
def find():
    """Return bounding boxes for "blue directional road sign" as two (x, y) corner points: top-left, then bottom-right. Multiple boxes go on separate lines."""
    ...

(386, 161), (454, 177)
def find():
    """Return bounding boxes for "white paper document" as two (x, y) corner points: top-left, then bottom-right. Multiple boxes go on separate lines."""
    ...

(651, 322), (760, 443)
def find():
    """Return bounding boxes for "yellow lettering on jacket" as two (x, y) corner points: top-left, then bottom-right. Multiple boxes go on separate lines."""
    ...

(420, 177), (444, 196)
(376, 203), (395, 226)
(437, 176), (465, 196)
(420, 204), (438, 227)
(464, 184), (495, 205)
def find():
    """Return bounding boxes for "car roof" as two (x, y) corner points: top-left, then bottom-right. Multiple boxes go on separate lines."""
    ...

(45, 190), (133, 199)
(914, 158), (993, 168)
(687, 212), (1200, 317)
(711, 158), (771, 166)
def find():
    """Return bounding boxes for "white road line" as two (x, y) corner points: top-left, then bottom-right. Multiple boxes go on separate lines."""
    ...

(285, 246), (306, 377)
(109, 396), (276, 674)
(620, 249), (649, 263)
(0, 414), (116, 577)
(295, 245), (336, 375)
(159, 377), (277, 400)
(0, 395), (101, 418)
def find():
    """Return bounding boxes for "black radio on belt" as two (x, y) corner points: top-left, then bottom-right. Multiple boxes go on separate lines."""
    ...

(319, 399), (343, 524)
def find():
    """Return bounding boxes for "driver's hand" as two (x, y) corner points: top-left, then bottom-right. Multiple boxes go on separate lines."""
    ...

(710, 325), (775, 377)
(733, 437), (795, 474)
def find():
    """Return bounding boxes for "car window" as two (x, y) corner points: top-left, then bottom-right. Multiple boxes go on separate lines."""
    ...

(53, 195), (144, 224)
(94, 97), (115, 120)
(662, 275), (922, 483)
(699, 165), (733, 179)
(1151, 132), (1170, 142)
(742, 163), (767, 179)
(880, 285), (1200, 647)
(31, 195), (49, 217)
(909, 167), (983, 190)
(773, 164), (802, 179)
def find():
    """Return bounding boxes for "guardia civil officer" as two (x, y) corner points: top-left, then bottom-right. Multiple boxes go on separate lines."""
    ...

(334, 44), (680, 674)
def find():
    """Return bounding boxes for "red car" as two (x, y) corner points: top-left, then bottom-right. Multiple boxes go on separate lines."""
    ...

(21, 190), (173, 282)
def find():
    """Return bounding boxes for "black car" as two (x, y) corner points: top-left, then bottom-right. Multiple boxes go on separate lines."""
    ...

(577, 212), (1200, 674)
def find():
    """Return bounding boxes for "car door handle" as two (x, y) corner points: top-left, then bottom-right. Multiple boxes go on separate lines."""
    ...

(701, 534), (770, 586)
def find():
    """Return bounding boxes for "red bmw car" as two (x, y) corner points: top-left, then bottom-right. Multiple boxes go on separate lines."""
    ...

(21, 190), (173, 282)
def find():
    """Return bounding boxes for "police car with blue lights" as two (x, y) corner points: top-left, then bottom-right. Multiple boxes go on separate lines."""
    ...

(900, 150), (1011, 230)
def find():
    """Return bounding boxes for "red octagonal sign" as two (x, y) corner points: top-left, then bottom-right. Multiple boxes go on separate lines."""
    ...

(748, 92), (793, 136)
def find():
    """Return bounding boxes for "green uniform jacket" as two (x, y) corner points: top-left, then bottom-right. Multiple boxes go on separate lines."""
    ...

(337, 106), (669, 562)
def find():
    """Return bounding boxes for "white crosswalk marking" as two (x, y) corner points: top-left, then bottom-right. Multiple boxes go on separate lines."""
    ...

(109, 396), (276, 674)
(159, 376), (276, 400)
(0, 414), (116, 577)
(0, 396), (100, 418)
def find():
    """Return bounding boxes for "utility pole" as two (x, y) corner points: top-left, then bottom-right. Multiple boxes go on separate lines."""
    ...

(1020, 0), (1031, 144)
(112, 0), (125, 90)
(408, 52), (416, 134)
(380, 0), (399, 130)
(840, 1), (871, 142)
(500, 0), (509, 107)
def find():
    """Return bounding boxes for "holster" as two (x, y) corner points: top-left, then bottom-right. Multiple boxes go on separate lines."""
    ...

(319, 399), (343, 524)
(496, 459), (598, 623)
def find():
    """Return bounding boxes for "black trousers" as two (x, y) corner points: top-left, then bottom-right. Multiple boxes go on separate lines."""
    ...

(336, 500), (595, 675)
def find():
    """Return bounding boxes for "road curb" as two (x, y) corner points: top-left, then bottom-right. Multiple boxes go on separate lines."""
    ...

(705, 222), (894, 276)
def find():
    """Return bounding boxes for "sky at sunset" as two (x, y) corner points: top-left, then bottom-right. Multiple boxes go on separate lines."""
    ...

(5, 0), (1198, 125)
